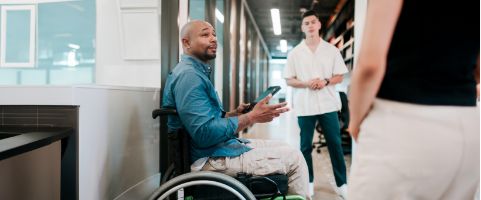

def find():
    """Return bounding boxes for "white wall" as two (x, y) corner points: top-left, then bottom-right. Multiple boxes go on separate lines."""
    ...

(74, 86), (160, 200)
(96, 0), (161, 87)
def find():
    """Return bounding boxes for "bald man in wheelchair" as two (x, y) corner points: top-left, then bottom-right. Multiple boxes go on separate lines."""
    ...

(162, 20), (310, 199)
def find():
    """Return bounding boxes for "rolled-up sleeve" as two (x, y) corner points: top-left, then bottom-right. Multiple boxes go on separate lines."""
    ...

(283, 52), (297, 79)
(333, 49), (349, 75)
(173, 71), (238, 148)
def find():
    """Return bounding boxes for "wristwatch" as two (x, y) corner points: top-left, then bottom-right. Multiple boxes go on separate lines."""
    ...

(324, 78), (330, 86)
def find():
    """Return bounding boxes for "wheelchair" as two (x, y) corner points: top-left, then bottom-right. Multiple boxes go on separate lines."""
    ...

(150, 108), (305, 200)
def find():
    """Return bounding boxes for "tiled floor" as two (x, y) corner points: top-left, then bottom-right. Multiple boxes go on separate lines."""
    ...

(241, 109), (351, 200)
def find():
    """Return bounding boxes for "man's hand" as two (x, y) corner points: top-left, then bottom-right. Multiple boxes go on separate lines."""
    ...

(246, 94), (289, 123)
(307, 78), (327, 90)
(230, 103), (250, 116)
(225, 103), (250, 117)
(236, 95), (289, 132)
(307, 78), (320, 89)
(313, 79), (327, 90)
(236, 103), (250, 114)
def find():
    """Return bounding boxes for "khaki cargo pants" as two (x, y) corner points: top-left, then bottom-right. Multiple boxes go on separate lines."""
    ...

(201, 139), (310, 200)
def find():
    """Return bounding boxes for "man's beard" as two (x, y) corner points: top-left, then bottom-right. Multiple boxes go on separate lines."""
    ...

(203, 50), (216, 60)
(193, 50), (216, 62)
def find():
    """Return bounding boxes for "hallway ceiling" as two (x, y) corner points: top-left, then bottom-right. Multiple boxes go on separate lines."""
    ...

(245, 0), (341, 58)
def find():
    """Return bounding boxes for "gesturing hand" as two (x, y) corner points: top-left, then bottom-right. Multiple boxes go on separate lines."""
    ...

(235, 103), (250, 115)
(224, 103), (250, 117)
(247, 94), (289, 123)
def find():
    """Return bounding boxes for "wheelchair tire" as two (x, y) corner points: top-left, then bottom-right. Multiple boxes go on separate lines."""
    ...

(149, 171), (256, 200)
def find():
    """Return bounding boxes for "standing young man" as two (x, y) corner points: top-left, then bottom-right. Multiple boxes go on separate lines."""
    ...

(283, 10), (348, 199)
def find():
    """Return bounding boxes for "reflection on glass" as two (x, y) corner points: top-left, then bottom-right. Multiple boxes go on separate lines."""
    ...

(215, 8), (224, 23)
(214, 0), (224, 97)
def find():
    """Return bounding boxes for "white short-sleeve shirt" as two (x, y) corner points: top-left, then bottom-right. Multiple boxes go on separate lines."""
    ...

(283, 39), (349, 117)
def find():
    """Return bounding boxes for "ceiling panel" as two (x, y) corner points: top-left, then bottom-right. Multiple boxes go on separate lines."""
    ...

(245, 0), (340, 58)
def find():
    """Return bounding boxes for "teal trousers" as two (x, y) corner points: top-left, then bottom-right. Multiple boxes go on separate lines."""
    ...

(297, 111), (347, 186)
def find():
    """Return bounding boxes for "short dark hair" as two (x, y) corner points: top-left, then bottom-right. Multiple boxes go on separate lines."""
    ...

(302, 10), (319, 21)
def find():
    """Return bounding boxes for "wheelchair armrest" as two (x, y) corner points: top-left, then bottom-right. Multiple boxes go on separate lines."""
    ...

(152, 108), (178, 119)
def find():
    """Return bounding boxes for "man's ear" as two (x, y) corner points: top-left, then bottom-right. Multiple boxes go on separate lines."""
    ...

(182, 37), (191, 49)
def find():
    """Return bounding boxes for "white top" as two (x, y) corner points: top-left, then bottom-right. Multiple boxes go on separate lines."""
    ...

(283, 39), (349, 117)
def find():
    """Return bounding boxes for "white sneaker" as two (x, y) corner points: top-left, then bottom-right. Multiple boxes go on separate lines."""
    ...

(337, 184), (347, 199)
(309, 182), (314, 197)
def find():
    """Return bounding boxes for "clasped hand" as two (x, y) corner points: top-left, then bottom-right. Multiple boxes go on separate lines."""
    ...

(307, 78), (326, 90)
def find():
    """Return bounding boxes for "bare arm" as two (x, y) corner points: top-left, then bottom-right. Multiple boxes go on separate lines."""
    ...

(315, 74), (344, 89)
(329, 74), (344, 85)
(286, 77), (309, 88)
(287, 74), (343, 90)
(348, 0), (403, 141)
(236, 114), (252, 131)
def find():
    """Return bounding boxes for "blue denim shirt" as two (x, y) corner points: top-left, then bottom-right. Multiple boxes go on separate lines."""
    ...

(162, 55), (251, 163)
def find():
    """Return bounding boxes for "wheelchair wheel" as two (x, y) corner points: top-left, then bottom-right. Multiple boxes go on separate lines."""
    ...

(149, 171), (256, 200)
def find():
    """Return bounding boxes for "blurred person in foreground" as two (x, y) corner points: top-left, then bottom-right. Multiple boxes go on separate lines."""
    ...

(348, 0), (479, 199)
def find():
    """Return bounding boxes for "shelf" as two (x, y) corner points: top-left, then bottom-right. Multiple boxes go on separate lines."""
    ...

(340, 38), (354, 51)
(344, 56), (353, 62)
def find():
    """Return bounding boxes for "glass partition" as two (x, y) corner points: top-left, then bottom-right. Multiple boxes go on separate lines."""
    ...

(0, 0), (95, 85)
(189, 0), (205, 20)
(214, 0), (224, 98)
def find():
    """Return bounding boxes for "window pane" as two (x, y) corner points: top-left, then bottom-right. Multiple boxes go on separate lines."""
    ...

(5, 10), (31, 63)
(37, 0), (96, 76)
(20, 69), (47, 85)
(0, 69), (17, 84)
(189, 0), (205, 20)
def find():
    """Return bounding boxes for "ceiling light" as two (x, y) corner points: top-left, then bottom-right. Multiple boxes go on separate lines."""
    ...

(280, 39), (287, 52)
(271, 9), (282, 35)
(215, 8), (224, 23)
